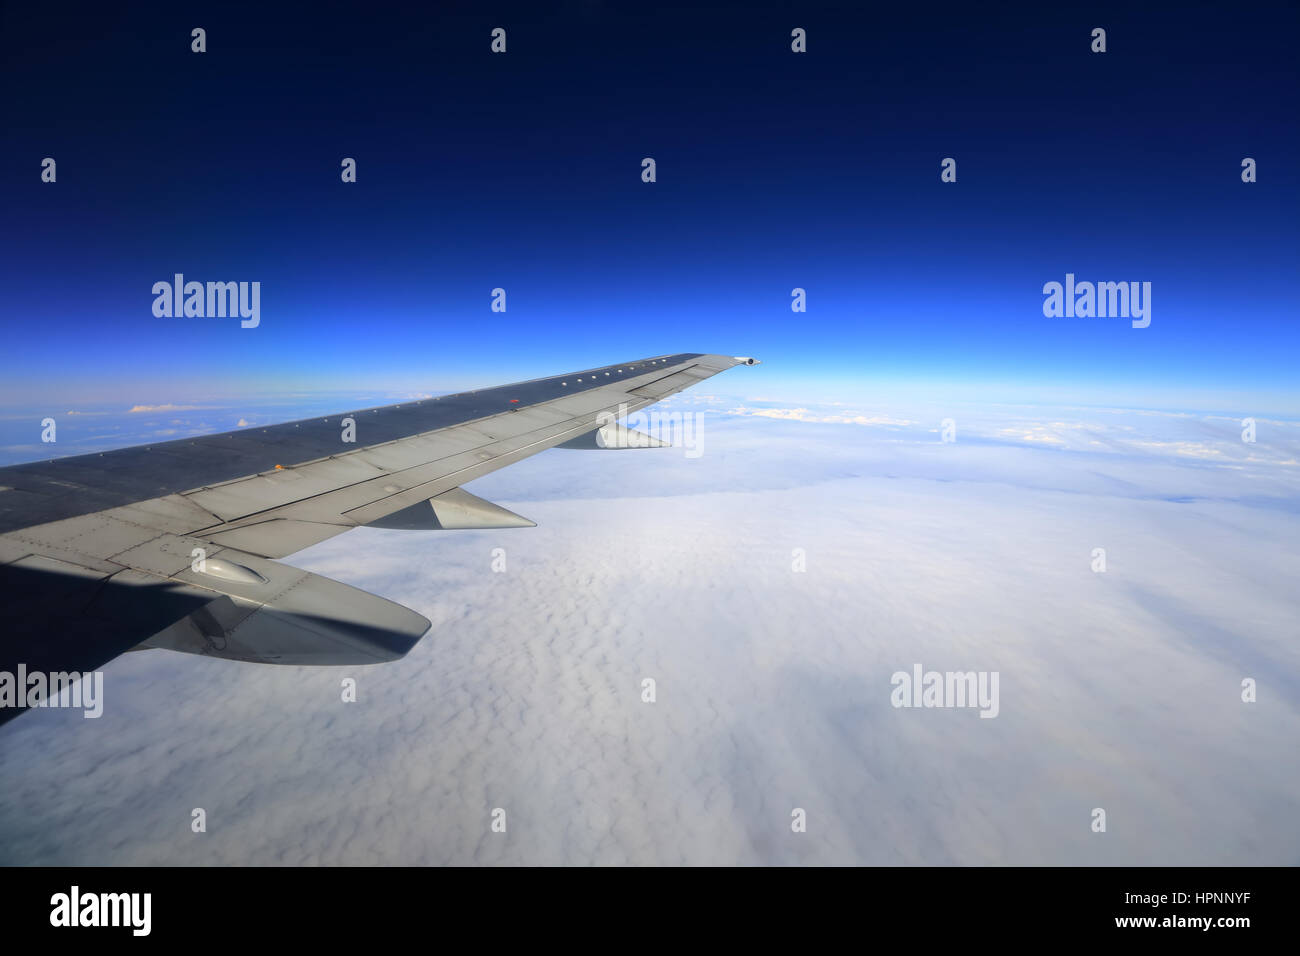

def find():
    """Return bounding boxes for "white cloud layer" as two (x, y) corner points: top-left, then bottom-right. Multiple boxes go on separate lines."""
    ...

(1, 400), (1297, 864)
(127, 403), (202, 413)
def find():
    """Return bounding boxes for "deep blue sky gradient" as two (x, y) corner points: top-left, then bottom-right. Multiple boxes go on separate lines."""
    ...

(2, 1), (1296, 411)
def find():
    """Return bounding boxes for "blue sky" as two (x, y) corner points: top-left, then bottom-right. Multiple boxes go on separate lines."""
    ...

(2, 1), (1297, 417)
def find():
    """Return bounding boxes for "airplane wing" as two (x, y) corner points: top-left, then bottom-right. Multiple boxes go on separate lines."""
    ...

(0, 353), (759, 724)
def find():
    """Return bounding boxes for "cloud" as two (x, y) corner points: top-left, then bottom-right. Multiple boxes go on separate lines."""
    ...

(1126, 440), (1225, 458)
(0, 401), (1297, 865)
(994, 426), (1068, 445)
(728, 405), (916, 426)
(127, 404), (201, 413)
